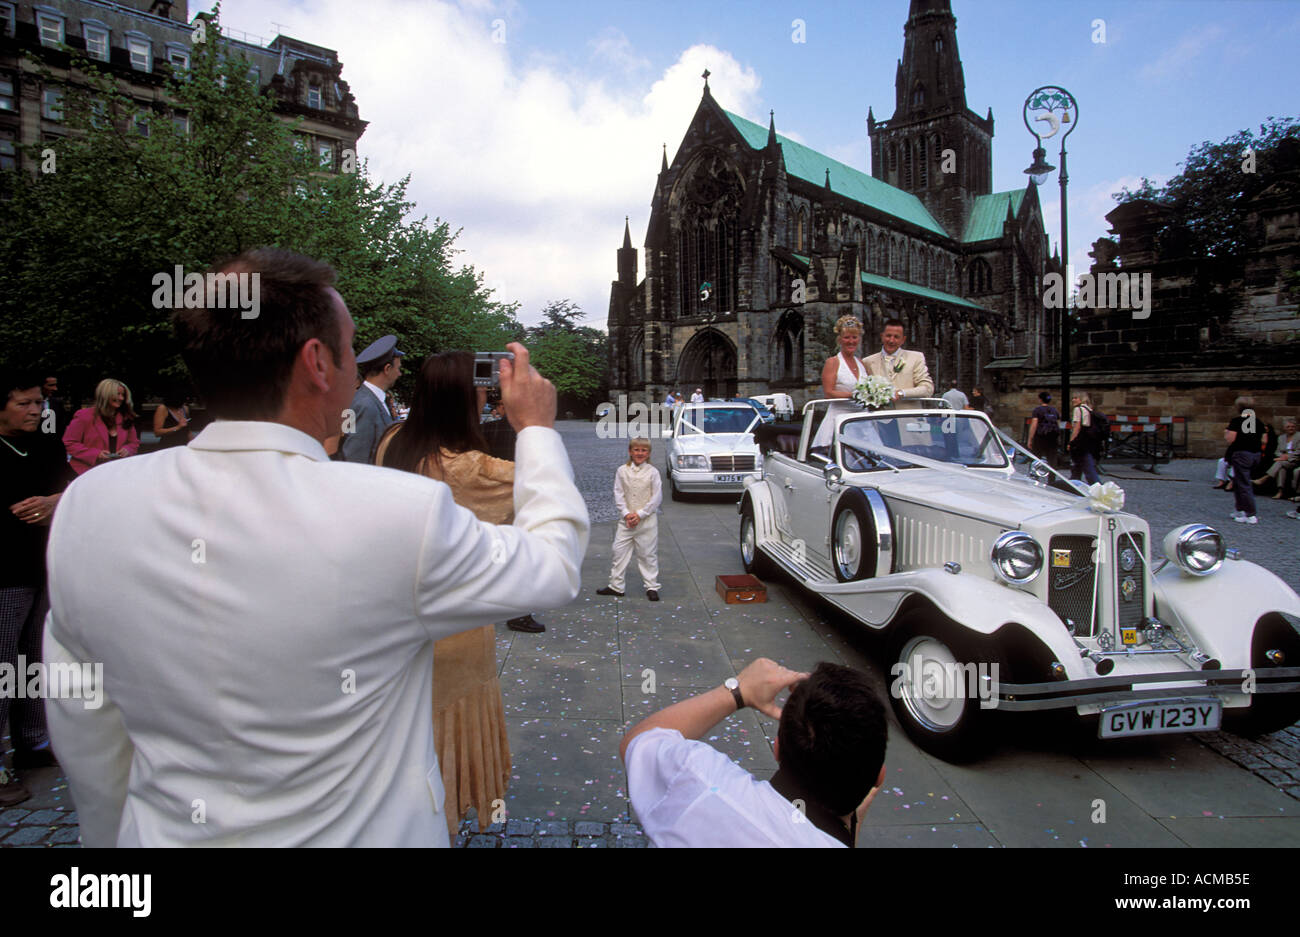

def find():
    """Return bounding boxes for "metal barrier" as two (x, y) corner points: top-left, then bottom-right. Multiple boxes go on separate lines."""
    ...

(1022, 414), (1188, 474)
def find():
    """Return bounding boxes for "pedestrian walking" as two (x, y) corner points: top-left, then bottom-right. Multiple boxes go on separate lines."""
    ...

(1027, 391), (1060, 466)
(1067, 392), (1102, 485)
(1226, 397), (1261, 524)
(596, 437), (663, 601)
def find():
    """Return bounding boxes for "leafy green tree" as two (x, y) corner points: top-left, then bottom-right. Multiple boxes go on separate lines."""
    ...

(525, 300), (608, 412)
(0, 5), (516, 409)
(1113, 117), (1299, 261)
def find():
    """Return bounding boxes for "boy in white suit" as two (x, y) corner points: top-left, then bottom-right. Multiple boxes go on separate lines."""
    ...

(597, 437), (663, 601)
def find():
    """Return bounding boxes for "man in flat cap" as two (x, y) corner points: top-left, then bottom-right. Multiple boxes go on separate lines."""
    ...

(341, 334), (403, 463)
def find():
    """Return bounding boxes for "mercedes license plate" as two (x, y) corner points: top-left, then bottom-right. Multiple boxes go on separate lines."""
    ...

(714, 473), (742, 484)
(1099, 699), (1221, 738)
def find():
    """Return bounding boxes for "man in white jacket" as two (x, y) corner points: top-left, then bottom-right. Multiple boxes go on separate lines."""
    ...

(44, 248), (589, 847)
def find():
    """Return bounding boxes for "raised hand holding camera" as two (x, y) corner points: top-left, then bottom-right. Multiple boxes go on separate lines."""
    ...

(496, 342), (556, 432)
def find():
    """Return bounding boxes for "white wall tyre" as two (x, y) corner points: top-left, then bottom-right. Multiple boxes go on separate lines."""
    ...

(887, 611), (999, 762)
(740, 499), (777, 579)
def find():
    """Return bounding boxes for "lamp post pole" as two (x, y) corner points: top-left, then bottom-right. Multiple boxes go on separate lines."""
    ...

(1023, 85), (1078, 429)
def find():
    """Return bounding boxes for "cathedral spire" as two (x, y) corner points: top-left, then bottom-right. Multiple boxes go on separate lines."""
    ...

(767, 110), (777, 147)
(895, 0), (965, 115)
(661, 144), (668, 173)
(623, 216), (632, 249)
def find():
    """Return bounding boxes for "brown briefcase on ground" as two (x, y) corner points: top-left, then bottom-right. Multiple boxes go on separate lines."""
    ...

(715, 574), (767, 604)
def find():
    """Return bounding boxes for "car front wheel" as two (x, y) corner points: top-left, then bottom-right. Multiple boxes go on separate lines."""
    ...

(887, 612), (998, 762)
(740, 499), (777, 579)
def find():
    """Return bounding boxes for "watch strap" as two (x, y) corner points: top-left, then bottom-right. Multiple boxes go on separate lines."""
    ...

(727, 680), (745, 710)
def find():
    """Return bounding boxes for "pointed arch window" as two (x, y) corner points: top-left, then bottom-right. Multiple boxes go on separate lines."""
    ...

(903, 141), (913, 189)
(934, 36), (944, 53)
(796, 207), (806, 253)
(911, 83), (925, 109)
(968, 257), (993, 294)
(918, 137), (928, 188)
(888, 143), (897, 176)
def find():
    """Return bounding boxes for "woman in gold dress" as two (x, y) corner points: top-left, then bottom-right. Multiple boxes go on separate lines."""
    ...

(375, 352), (513, 836)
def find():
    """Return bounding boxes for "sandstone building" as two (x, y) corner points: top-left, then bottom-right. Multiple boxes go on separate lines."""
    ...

(0, 0), (365, 175)
(607, 0), (1051, 411)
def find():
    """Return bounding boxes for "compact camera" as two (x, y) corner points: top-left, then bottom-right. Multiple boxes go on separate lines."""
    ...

(473, 351), (514, 387)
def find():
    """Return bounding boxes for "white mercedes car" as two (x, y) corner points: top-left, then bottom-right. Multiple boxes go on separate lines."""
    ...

(666, 402), (763, 500)
(739, 400), (1300, 760)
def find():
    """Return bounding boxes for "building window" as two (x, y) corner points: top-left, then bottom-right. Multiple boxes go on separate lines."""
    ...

(42, 88), (63, 121)
(307, 84), (322, 108)
(903, 141), (912, 189)
(969, 258), (992, 294)
(0, 76), (14, 112)
(36, 10), (65, 47)
(247, 66), (261, 86)
(0, 131), (15, 171)
(318, 141), (333, 169)
(0, 3), (14, 38)
(126, 34), (152, 72)
(134, 113), (150, 137)
(90, 99), (107, 129)
(934, 36), (944, 53)
(911, 84), (925, 109)
(795, 208), (806, 253)
(83, 23), (109, 61)
(918, 137), (928, 188)
(167, 45), (190, 71)
(172, 114), (188, 135)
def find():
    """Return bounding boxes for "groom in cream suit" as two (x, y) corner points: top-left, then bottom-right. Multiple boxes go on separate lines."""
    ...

(43, 249), (589, 847)
(864, 318), (934, 401)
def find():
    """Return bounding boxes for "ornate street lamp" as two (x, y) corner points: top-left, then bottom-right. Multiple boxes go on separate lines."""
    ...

(1024, 85), (1078, 424)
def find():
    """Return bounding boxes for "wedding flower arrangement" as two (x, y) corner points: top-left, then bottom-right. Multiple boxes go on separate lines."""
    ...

(852, 375), (895, 410)
(1085, 481), (1126, 514)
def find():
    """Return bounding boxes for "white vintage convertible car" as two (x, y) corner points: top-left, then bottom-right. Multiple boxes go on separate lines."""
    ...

(666, 401), (763, 500)
(739, 400), (1300, 760)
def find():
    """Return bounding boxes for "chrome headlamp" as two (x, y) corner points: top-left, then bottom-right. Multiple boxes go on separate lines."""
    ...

(1162, 524), (1225, 577)
(675, 454), (709, 470)
(990, 531), (1044, 585)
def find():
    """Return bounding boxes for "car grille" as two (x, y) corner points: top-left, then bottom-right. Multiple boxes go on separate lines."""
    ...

(710, 455), (756, 472)
(1115, 532), (1146, 631)
(1047, 535), (1098, 636)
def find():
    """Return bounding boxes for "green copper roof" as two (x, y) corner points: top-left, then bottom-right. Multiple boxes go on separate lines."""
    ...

(790, 253), (987, 311)
(961, 189), (1027, 242)
(724, 111), (947, 237)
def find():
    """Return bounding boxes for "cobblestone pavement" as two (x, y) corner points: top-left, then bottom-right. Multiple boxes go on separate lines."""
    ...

(4, 430), (1297, 846)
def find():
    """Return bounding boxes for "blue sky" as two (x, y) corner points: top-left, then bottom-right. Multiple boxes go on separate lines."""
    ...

(218, 0), (1300, 326)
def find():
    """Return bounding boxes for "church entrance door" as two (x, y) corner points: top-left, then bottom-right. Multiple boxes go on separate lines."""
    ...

(678, 329), (737, 400)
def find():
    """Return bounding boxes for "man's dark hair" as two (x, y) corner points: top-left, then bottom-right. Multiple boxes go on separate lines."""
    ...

(882, 317), (905, 331)
(172, 248), (342, 420)
(1038, 391), (1052, 404)
(777, 662), (887, 816)
(361, 351), (397, 379)
(1, 369), (44, 403)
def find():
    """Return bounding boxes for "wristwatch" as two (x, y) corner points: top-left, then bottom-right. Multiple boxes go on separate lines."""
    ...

(724, 677), (745, 710)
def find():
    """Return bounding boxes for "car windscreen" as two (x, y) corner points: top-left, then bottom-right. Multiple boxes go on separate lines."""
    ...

(680, 407), (759, 434)
(838, 414), (1008, 469)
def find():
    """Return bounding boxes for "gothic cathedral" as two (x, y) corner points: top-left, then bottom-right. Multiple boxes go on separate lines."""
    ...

(607, 0), (1051, 413)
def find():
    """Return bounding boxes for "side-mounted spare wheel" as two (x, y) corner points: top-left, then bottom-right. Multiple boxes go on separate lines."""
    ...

(886, 609), (1005, 762)
(831, 487), (893, 582)
(740, 497), (778, 579)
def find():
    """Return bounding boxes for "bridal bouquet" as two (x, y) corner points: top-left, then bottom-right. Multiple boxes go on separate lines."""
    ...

(852, 375), (895, 410)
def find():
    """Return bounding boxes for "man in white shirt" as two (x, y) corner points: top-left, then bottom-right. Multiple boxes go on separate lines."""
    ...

(621, 658), (887, 847)
(690, 388), (704, 403)
(44, 248), (589, 846)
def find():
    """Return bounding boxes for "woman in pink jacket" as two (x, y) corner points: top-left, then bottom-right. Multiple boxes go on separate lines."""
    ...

(63, 379), (140, 475)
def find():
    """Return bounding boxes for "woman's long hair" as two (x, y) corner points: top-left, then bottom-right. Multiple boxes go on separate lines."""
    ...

(94, 378), (137, 424)
(380, 352), (489, 476)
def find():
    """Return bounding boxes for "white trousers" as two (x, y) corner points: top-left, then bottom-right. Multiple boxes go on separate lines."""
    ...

(609, 514), (660, 592)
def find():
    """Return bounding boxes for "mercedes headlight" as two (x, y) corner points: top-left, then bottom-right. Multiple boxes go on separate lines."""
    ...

(1162, 524), (1225, 576)
(675, 454), (708, 470)
(991, 531), (1044, 585)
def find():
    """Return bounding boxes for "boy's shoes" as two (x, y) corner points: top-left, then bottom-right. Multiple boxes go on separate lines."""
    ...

(0, 769), (30, 808)
(506, 614), (545, 633)
(12, 746), (58, 770)
(1233, 514), (1258, 524)
(596, 587), (624, 597)
(1285, 510), (1300, 520)
(1230, 510), (1245, 519)
(647, 590), (660, 602)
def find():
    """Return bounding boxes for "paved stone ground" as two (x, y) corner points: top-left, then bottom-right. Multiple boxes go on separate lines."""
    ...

(5, 426), (1298, 846)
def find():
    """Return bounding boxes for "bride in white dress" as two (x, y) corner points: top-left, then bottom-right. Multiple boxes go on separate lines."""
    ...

(811, 315), (868, 450)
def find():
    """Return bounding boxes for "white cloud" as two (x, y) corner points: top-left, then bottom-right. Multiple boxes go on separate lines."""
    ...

(218, 0), (763, 328)
(1138, 25), (1225, 81)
